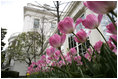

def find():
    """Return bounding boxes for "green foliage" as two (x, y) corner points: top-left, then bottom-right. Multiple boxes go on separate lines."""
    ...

(1, 28), (7, 66)
(27, 43), (117, 78)
(1, 71), (19, 78)
(7, 31), (43, 66)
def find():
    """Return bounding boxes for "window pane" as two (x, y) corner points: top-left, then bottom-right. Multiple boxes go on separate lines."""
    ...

(34, 19), (39, 28)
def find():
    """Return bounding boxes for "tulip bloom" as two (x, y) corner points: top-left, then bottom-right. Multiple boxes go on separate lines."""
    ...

(74, 29), (88, 43)
(84, 1), (117, 14)
(46, 47), (56, 56)
(69, 47), (77, 56)
(109, 34), (117, 42)
(49, 34), (66, 48)
(58, 17), (74, 34)
(65, 55), (72, 64)
(85, 48), (93, 61)
(107, 41), (115, 50)
(85, 53), (91, 61)
(55, 50), (61, 57)
(106, 23), (117, 35)
(94, 40), (103, 53)
(82, 14), (103, 29)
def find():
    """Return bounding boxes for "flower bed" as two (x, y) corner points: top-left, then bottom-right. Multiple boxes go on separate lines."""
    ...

(27, 1), (117, 78)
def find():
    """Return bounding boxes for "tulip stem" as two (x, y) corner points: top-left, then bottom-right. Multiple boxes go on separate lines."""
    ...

(96, 27), (109, 47)
(58, 49), (67, 66)
(72, 32), (92, 57)
(58, 49), (72, 77)
(110, 10), (117, 17)
(89, 43), (98, 56)
(107, 13), (117, 29)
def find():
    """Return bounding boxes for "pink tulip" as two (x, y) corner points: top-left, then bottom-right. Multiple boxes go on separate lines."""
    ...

(85, 53), (91, 61)
(74, 29), (88, 43)
(65, 55), (72, 64)
(58, 60), (63, 67)
(109, 34), (117, 42)
(28, 67), (31, 70)
(107, 41), (115, 50)
(106, 23), (117, 34)
(113, 48), (117, 55)
(85, 48), (93, 61)
(107, 41), (117, 54)
(40, 55), (46, 62)
(74, 56), (81, 61)
(55, 50), (61, 57)
(46, 47), (56, 56)
(51, 61), (57, 66)
(75, 18), (83, 27)
(47, 56), (53, 60)
(53, 55), (59, 61)
(82, 14), (103, 29)
(94, 40), (103, 53)
(32, 62), (36, 65)
(84, 1), (117, 14)
(69, 47), (77, 56)
(49, 34), (66, 48)
(58, 17), (74, 34)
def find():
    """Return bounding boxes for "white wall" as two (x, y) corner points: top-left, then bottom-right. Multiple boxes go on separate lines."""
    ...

(12, 61), (28, 76)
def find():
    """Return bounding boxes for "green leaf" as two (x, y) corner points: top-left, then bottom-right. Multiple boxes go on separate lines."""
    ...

(111, 37), (117, 47)
(80, 55), (97, 75)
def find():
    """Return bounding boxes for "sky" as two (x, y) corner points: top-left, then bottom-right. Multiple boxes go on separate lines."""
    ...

(0, 0), (59, 49)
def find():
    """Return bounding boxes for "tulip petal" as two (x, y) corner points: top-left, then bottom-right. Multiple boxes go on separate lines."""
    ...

(61, 34), (66, 45)
(75, 18), (83, 27)
(82, 14), (98, 29)
(83, 2), (88, 7)
(98, 14), (103, 24)
(84, 1), (117, 14)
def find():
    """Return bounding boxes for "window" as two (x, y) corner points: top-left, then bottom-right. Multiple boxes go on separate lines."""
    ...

(51, 22), (56, 28)
(34, 19), (39, 28)
(78, 38), (90, 55)
(68, 14), (90, 55)
(68, 35), (76, 49)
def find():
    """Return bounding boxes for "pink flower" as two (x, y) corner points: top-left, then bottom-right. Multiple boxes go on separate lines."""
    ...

(113, 48), (117, 55)
(106, 23), (117, 34)
(47, 56), (53, 60)
(40, 55), (46, 62)
(82, 14), (103, 29)
(65, 55), (72, 64)
(58, 60), (63, 67)
(69, 47), (77, 56)
(84, 1), (117, 14)
(84, 48), (93, 61)
(51, 61), (57, 66)
(74, 56), (81, 61)
(107, 41), (117, 54)
(75, 18), (83, 27)
(85, 53), (91, 61)
(46, 47), (56, 56)
(49, 34), (66, 48)
(94, 40), (103, 53)
(109, 34), (117, 42)
(58, 17), (74, 34)
(107, 41), (115, 50)
(74, 29), (88, 43)
(53, 55), (59, 61)
(55, 50), (61, 57)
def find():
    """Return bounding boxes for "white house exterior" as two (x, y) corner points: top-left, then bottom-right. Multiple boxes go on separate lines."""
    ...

(7, 1), (110, 76)
(8, 3), (57, 76)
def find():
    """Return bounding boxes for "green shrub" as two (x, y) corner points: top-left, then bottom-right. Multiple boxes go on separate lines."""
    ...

(1, 71), (19, 78)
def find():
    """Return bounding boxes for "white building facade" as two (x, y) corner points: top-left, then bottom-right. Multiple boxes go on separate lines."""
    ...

(8, 1), (111, 76)
(10, 3), (57, 76)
